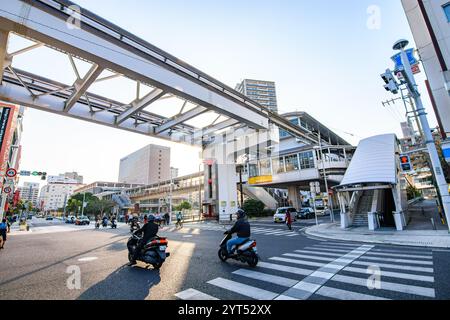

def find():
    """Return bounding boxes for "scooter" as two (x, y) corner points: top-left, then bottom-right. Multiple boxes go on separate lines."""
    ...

(127, 231), (170, 269)
(95, 221), (100, 229)
(102, 219), (108, 228)
(111, 220), (117, 229)
(130, 220), (140, 233)
(218, 232), (258, 267)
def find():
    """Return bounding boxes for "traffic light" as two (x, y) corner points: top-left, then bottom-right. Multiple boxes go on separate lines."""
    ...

(381, 69), (399, 95)
(41, 172), (47, 180)
(399, 155), (412, 172)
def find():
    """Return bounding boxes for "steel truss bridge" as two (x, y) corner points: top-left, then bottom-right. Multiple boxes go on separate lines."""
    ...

(0, 0), (318, 147)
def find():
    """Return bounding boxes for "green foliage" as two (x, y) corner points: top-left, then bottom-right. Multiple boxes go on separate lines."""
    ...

(242, 199), (265, 217)
(175, 201), (192, 211)
(407, 185), (421, 200)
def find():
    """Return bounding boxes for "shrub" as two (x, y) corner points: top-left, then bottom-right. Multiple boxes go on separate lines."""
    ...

(242, 199), (265, 217)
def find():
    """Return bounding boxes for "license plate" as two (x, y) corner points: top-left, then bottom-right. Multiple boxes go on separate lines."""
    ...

(159, 246), (167, 251)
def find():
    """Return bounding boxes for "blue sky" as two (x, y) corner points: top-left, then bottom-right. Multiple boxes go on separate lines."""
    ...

(16, 0), (436, 186)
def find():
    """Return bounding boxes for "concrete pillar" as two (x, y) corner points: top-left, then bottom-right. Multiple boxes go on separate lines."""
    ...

(393, 212), (404, 231)
(287, 186), (301, 211)
(338, 193), (349, 229)
(217, 163), (239, 222)
(368, 212), (378, 231)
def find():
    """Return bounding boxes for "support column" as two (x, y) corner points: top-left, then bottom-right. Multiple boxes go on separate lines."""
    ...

(216, 163), (239, 223)
(392, 186), (404, 231)
(287, 185), (301, 211)
(338, 192), (349, 229)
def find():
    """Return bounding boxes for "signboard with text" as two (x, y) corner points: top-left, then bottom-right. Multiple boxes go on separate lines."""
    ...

(0, 103), (19, 190)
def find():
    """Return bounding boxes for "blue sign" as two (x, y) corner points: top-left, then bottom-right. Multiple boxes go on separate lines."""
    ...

(391, 48), (418, 70)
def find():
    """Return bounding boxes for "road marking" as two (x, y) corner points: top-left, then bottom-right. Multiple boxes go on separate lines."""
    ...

(312, 244), (360, 251)
(283, 253), (336, 262)
(77, 257), (98, 262)
(304, 247), (350, 253)
(358, 255), (433, 265)
(331, 274), (435, 298)
(286, 233), (299, 237)
(343, 266), (435, 283)
(269, 257), (326, 268)
(207, 277), (279, 300)
(232, 269), (298, 287)
(370, 248), (432, 255)
(257, 262), (314, 276)
(274, 244), (374, 300)
(352, 260), (434, 273)
(364, 251), (433, 259)
(315, 286), (390, 300)
(175, 288), (219, 300)
(317, 242), (361, 247)
(182, 235), (193, 238)
(294, 250), (342, 257)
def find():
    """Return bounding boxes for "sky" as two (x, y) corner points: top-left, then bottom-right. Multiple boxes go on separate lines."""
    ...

(13, 0), (438, 187)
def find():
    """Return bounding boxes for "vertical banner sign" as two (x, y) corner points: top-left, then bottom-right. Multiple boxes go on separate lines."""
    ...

(0, 103), (19, 191)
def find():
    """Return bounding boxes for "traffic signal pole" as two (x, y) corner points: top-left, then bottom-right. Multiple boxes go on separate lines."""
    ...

(395, 40), (450, 232)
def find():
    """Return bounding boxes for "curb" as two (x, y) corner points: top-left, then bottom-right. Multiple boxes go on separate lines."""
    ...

(304, 224), (450, 249)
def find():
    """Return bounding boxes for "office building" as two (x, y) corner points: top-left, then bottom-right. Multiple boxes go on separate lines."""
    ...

(18, 182), (40, 206)
(118, 144), (171, 185)
(235, 79), (278, 113)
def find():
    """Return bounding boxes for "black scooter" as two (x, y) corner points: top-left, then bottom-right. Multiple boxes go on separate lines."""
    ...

(127, 231), (170, 269)
(102, 219), (108, 228)
(218, 232), (258, 267)
(111, 219), (117, 229)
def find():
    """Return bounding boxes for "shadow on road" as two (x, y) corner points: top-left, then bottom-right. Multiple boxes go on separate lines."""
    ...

(77, 265), (161, 300)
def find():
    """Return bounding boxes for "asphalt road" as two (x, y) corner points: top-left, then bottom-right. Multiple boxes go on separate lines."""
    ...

(1, 217), (450, 300)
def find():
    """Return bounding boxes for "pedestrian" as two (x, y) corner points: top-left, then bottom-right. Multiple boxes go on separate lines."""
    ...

(164, 212), (170, 225)
(143, 215), (148, 224)
(285, 211), (292, 231)
(0, 219), (8, 249)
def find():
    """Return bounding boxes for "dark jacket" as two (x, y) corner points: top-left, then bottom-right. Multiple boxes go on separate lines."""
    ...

(138, 221), (159, 242)
(228, 218), (250, 238)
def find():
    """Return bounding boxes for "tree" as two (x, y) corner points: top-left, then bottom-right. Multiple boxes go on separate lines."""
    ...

(407, 185), (421, 200)
(242, 199), (265, 217)
(66, 198), (82, 215)
(175, 201), (192, 211)
(88, 198), (115, 217)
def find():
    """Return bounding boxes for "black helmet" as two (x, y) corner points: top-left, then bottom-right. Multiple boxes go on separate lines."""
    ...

(147, 214), (155, 222)
(236, 209), (246, 219)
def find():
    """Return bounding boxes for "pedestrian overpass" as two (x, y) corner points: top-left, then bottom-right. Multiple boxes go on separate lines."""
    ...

(334, 134), (408, 231)
(0, 0), (319, 221)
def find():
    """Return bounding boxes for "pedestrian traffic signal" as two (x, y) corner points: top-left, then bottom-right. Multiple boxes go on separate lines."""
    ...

(381, 69), (399, 95)
(399, 155), (412, 172)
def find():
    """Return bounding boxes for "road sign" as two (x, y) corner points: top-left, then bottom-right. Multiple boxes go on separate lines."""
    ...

(2, 186), (12, 194)
(19, 170), (31, 176)
(309, 181), (320, 194)
(5, 168), (17, 178)
(392, 48), (418, 70)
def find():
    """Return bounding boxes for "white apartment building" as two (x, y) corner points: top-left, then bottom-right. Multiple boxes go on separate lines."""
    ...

(402, 0), (450, 138)
(39, 181), (84, 212)
(18, 182), (40, 206)
(119, 144), (171, 185)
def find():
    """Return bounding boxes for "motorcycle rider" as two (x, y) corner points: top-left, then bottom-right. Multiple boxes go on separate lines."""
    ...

(225, 209), (250, 256)
(128, 214), (159, 266)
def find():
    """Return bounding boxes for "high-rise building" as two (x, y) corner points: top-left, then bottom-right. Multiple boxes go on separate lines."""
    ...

(235, 79), (278, 113)
(18, 182), (40, 206)
(39, 181), (84, 212)
(401, 0), (450, 138)
(119, 144), (171, 185)
(47, 172), (83, 184)
(401, 121), (414, 139)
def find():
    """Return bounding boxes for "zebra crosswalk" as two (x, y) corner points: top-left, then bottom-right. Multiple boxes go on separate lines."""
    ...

(174, 241), (437, 300)
(161, 223), (300, 237)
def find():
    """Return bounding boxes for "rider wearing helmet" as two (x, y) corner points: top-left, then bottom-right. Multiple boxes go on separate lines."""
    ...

(225, 209), (251, 256)
(128, 214), (159, 266)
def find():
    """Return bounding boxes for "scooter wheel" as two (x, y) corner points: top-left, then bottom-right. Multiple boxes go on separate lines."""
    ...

(218, 248), (228, 262)
(247, 253), (258, 267)
(128, 252), (133, 263)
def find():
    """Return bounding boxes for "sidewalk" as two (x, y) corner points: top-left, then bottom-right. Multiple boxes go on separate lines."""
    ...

(305, 223), (450, 248)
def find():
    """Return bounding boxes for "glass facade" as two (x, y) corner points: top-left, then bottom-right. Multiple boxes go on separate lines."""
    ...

(299, 151), (315, 169)
(444, 3), (450, 22)
(285, 154), (299, 172)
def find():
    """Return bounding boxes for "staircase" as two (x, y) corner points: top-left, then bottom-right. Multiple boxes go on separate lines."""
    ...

(242, 185), (278, 210)
(352, 190), (374, 227)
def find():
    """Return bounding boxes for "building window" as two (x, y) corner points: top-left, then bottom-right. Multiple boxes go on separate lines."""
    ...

(285, 154), (299, 172)
(444, 3), (450, 22)
(299, 151), (315, 169)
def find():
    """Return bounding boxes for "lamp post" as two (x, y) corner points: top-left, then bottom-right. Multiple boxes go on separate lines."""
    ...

(390, 39), (450, 231)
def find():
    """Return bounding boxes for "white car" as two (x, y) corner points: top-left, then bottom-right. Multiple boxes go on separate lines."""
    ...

(273, 207), (297, 223)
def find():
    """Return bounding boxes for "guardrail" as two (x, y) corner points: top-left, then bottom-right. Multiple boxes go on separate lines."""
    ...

(408, 197), (424, 206)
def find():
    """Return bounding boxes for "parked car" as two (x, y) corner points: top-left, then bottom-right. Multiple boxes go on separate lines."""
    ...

(45, 215), (54, 221)
(66, 216), (76, 224)
(273, 207), (297, 223)
(75, 216), (90, 225)
(298, 207), (315, 219)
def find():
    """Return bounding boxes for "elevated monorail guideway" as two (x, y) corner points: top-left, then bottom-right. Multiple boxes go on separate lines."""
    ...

(0, 0), (315, 146)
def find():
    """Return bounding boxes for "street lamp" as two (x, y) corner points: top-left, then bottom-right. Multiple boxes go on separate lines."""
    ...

(384, 39), (450, 232)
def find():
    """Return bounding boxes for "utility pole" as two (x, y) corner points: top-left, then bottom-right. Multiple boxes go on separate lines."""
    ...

(317, 132), (335, 223)
(390, 39), (450, 232)
(80, 192), (86, 217)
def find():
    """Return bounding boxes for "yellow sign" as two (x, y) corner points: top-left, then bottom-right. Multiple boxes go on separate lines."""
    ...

(249, 175), (273, 185)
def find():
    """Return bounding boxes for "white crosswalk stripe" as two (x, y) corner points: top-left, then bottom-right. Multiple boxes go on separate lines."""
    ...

(174, 243), (437, 301)
(315, 286), (390, 300)
(169, 224), (299, 237)
(207, 277), (279, 300)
